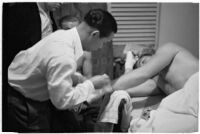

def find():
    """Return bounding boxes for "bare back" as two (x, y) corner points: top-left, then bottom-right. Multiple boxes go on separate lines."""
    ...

(157, 45), (198, 95)
(113, 43), (199, 93)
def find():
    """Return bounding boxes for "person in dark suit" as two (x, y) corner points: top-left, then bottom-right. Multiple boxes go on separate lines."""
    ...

(2, 2), (61, 132)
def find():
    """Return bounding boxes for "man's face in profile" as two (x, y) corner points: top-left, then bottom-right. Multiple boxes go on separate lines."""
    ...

(86, 32), (114, 51)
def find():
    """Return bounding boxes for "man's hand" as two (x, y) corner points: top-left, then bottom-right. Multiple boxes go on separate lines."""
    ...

(87, 74), (113, 104)
(71, 72), (87, 86)
(87, 84), (113, 104)
(89, 74), (111, 89)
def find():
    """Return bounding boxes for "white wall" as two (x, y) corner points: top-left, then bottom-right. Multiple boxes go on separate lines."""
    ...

(158, 3), (199, 58)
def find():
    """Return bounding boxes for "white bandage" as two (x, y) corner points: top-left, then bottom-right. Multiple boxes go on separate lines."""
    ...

(125, 51), (137, 70)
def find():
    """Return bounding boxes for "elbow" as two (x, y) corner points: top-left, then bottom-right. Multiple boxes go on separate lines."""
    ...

(148, 80), (157, 90)
(162, 42), (180, 52)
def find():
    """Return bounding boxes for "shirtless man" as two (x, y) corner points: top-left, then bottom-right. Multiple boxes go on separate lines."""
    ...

(113, 42), (199, 132)
(113, 42), (198, 95)
(123, 50), (161, 97)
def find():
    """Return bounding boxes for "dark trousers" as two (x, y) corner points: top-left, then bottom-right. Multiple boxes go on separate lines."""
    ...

(6, 85), (88, 132)
(50, 106), (83, 132)
(6, 86), (124, 132)
(51, 101), (100, 132)
(7, 86), (52, 132)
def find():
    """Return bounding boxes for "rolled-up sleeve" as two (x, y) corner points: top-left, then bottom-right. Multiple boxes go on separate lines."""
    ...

(46, 54), (95, 110)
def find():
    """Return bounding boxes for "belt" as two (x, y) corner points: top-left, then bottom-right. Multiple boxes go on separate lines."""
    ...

(8, 85), (50, 105)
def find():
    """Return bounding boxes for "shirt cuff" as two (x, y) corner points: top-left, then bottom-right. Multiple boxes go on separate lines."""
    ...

(83, 80), (95, 93)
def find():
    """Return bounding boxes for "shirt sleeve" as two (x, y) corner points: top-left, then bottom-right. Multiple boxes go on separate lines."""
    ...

(71, 72), (87, 86)
(46, 53), (95, 110)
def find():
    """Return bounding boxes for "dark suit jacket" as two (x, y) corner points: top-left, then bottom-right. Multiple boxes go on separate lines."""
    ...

(2, 3), (42, 131)
(3, 3), (41, 65)
(2, 3), (59, 131)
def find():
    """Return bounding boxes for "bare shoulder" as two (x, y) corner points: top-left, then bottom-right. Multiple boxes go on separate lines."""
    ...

(140, 43), (184, 77)
(163, 43), (198, 61)
(157, 42), (183, 55)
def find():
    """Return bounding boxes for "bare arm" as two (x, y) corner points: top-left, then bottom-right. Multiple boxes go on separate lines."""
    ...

(126, 78), (161, 97)
(113, 43), (181, 91)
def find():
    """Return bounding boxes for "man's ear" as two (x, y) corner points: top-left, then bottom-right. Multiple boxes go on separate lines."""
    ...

(91, 30), (100, 38)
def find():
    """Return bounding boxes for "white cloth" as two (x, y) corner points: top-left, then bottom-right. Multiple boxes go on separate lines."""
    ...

(8, 28), (96, 110)
(37, 3), (53, 38)
(129, 72), (199, 132)
(125, 51), (137, 70)
(98, 90), (133, 131)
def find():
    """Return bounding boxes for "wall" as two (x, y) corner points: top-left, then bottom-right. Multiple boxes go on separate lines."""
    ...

(158, 3), (199, 58)
(54, 3), (107, 27)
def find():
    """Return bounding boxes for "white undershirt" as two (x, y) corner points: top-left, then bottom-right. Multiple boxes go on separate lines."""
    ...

(37, 3), (53, 38)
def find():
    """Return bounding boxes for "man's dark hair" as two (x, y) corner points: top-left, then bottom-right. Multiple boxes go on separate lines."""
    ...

(84, 9), (117, 38)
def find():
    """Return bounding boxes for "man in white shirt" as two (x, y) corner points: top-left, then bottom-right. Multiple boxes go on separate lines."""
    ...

(7, 9), (117, 132)
(59, 15), (93, 79)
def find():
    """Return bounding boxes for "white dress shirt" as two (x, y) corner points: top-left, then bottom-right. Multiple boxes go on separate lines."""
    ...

(37, 3), (53, 38)
(8, 28), (95, 110)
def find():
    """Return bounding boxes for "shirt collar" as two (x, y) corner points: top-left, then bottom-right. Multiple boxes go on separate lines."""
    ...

(71, 27), (84, 61)
(37, 3), (48, 14)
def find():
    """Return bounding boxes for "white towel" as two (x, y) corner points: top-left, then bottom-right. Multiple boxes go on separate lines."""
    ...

(129, 72), (199, 132)
(98, 90), (133, 131)
(129, 110), (157, 132)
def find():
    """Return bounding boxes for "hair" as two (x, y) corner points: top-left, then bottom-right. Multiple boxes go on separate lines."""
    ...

(133, 48), (155, 69)
(140, 48), (155, 58)
(59, 15), (80, 28)
(84, 9), (117, 38)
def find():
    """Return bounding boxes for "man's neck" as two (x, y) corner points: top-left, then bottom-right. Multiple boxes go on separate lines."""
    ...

(76, 22), (96, 51)
(76, 22), (87, 50)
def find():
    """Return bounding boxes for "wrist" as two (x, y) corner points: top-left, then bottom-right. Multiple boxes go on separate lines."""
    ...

(125, 68), (132, 74)
(86, 89), (104, 104)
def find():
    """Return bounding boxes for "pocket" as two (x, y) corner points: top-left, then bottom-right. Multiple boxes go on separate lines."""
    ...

(8, 96), (29, 126)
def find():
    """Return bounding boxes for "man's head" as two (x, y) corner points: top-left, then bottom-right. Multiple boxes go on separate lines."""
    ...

(135, 48), (155, 68)
(136, 55), (152, 68)
(44, 3), (62, 12)
(59, 16), (80, 30)
(77, 9), (117, 51)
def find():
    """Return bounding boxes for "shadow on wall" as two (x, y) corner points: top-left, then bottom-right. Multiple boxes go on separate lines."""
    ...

(53, 3), (107, 28)
(92, 42), (114, 79)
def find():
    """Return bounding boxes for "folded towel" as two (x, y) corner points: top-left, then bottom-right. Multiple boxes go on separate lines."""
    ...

(98, 90), (133, 131)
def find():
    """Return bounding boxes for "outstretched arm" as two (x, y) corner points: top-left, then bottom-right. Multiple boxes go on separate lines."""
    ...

(126, 77), (161, 97)
(113, 43), (181, 91)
